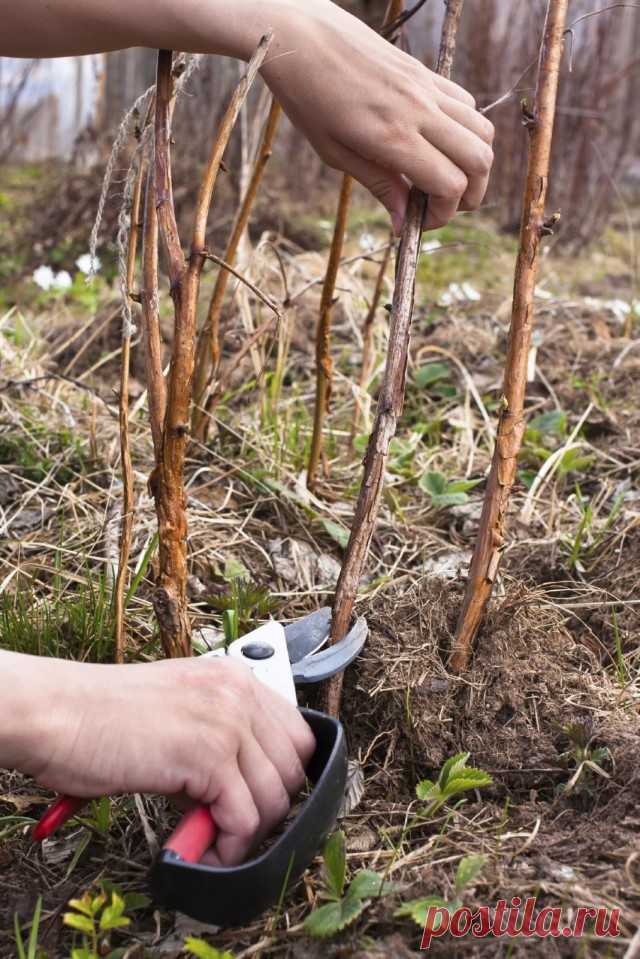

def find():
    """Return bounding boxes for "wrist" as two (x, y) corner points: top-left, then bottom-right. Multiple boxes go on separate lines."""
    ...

(153, 0), (312, 62)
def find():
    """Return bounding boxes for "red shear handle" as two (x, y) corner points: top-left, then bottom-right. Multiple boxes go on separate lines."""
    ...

(32, 795), (88, 842)
(163, 805), (217, 863)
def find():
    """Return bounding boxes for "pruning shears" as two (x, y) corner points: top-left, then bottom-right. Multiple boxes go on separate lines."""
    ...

(32, 608), (367, 925)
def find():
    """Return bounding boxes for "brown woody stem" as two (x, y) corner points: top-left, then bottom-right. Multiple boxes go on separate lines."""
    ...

(323, 0), (465, 717)
(451, 0), (569, 672)
(149, 42), (269, 658)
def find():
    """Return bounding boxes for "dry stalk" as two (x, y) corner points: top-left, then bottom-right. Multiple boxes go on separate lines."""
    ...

(323, 0), (466, 718)
(188, 48), (274, 443)
(113, 156), (146, 663)
(450, 0), (569, 672)
(306, 0), (409, 494)
(351, 232), (394, 442)
(306, 174), (353, 491)
(147, 38), (271, 658)
(192, 98), (282, 439)
(141, 163), (166, 455)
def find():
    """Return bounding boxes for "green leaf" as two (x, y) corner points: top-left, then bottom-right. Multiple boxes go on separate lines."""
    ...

(66, 896), (94, 918)
(347, 870), (400, 901)
(100, 913), (130, 931)
(447, 478), (481, 494)
(223, 608), (238, 644)
(63, 913), (95, 934)
(430, 491), (469, 508)
(14, 914), (26, 959)
(323, 831), (347, 899)
(92, 796), (111, 833)
(71, 949), (93, 959)
(557, 448), (594, 477)
(90, 893), (107, 914)
(419, 471), (448, 496)
(183, 938), (234, 959)
(439, 752), (470, 788)
(455, 854), (487, 894)
(528, 410), (566, 436)
(122, 892), (151, 912)
(224, 558), (250, 582)
(443, 771), (493, 798)
(100, 893), (130, 931)
(415, 778), (436, 801)
(395, 896), (449, 927)
(415, 363), (451, 388)
(26, 897), (42, 959)
(303, 897), (366, 938)
(321, 519), (350, 550)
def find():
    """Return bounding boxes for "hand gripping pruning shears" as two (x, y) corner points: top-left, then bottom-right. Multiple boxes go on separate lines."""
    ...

(32, 608), (367, 925)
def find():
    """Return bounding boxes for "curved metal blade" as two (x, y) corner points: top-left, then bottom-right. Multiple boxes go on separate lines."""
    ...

(283, 607), (331, 663)
(292, 616), (368, 684)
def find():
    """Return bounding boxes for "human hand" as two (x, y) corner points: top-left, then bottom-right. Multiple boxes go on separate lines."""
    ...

(6, 653), (315, 866)
(260, 0), (495, 233)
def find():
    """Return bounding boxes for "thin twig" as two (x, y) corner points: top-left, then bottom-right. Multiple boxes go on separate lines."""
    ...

(114, 155), (146, 664)
(351, 231), (394, 442)
(192, 96), (282, 439)
(307, 174), (353, 491)
(140, 163), (166, 455)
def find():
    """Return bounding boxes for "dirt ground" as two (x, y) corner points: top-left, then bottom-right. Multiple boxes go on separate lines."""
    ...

(1, 163), (639, 956)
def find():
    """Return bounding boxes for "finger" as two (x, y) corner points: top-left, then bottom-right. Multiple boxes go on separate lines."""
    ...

(250, 708), (307, 797)
(437, 96), (495, 146)
(254, 684), (316, 767)
(432, 73), (476, 108)
(460, 169), (491, 212)
(423, 194), (460, 232)
(322, 139), (409, 236)
(238, 736), (291, 844)
(207, 763), (260, 867)
(362, 131), (468, 217)
(419, 109), (493, 188)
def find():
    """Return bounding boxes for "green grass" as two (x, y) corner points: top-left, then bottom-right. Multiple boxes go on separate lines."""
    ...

(0, 575), (115, 661)
(0, 416), (88, 485)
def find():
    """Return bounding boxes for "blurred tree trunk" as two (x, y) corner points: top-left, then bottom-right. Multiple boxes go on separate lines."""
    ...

(102, 49), (157, 132)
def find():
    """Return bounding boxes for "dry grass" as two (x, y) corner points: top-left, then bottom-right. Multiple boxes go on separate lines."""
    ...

(1, 194), (639, 956)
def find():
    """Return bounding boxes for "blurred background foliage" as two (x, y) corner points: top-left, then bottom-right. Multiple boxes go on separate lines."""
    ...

(1, 0), (639, 268)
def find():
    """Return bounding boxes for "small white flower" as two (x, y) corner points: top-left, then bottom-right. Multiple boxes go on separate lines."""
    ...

(52, 271), (72, 290)
(605, 299), (630, 325)
(421, 239), (442, 253)
(32, 265), (55, 291)
(76, 253), (100, 275)
(359, 232), (376, 253)
(534, 285), (553, 300)
(461, 282), (481, 302)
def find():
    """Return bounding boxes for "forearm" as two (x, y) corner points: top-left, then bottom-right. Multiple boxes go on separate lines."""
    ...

(0, 651), (48, 771)
(1, 0), (301, 59)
